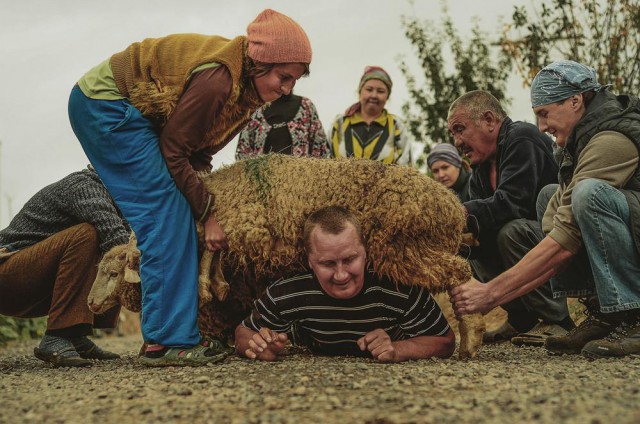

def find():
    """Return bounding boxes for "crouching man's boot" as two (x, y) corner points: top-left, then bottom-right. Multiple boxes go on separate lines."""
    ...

(545, 297), (621, 355)
(581, 310), (640, 359)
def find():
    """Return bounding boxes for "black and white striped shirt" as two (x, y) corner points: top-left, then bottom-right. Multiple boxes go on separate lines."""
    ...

(242, 270), (450, 357)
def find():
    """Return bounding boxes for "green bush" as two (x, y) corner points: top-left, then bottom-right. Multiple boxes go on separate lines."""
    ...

(0, 315), (47, 346)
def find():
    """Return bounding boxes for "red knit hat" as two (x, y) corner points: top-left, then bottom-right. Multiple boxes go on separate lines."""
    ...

(247, 9), (312, 65)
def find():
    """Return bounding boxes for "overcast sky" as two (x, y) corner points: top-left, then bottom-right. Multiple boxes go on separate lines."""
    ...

(0, 0), (530, 227)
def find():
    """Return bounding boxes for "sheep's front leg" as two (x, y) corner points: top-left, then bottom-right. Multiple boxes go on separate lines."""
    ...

(457, 313), (485, 359)
(198, 250), (215, 307)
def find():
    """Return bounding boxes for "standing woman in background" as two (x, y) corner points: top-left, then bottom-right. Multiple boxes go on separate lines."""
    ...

(68, 9), (312, 367)
(330, 66), (412, 165)
(235, 92), (329, 159)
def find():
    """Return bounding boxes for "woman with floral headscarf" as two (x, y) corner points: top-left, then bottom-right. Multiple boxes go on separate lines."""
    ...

(450, 60), (640, 360)
(330, 66), (412, 165)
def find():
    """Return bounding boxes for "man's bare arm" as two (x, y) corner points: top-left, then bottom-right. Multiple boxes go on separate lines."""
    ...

(357, 328), (455, 362)
(451, 236), (574, 315)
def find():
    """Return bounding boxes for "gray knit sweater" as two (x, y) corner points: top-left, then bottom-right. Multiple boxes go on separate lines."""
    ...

(0, 168), (130, 253)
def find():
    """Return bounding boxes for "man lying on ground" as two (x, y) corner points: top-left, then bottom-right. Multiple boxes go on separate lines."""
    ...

(235, 205), (455, 362)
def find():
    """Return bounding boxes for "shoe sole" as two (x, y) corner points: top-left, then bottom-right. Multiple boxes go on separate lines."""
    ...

(138, 351), (230, 367)
(546, 348), (582, 356)
(581, 346), (632, 360)
(581, 350), (606, 359)
(78, 352), (120, 360)
(512, 337), (546, 347)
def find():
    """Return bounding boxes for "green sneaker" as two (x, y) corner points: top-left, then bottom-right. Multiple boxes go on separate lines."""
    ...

(138, 338), (232, 367)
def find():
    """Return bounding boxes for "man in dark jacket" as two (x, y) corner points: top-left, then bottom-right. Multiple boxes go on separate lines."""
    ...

(447, 90), (574, 345)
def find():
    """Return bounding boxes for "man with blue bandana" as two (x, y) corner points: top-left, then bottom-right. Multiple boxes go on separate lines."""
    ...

(451, 60), (640, 359)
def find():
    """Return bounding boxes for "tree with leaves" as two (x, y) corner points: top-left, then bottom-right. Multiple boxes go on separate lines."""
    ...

(501, 0), (640, 94)
(399, 5), (511, 170)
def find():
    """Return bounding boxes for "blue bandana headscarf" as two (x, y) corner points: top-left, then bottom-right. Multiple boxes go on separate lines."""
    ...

(530, 60), (603, 108)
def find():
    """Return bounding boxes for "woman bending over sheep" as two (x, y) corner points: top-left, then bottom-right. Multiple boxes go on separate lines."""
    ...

(68, 9), (313, 367)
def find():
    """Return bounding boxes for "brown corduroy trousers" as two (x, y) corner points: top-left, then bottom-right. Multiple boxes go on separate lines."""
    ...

(0, 223), (119, 331)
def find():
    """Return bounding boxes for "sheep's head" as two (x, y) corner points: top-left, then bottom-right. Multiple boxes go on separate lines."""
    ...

(88, 234), (141, 314)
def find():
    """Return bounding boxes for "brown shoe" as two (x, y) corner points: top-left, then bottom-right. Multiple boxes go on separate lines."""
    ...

(582, 316), (640, 359)
(545, 303), (618, 355)
(512, 322), (569, 347)
(482, 321), (519, 343)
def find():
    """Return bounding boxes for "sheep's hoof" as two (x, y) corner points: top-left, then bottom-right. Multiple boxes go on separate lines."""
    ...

(212, 282), (230, 302)
(458, 313), (486, 359)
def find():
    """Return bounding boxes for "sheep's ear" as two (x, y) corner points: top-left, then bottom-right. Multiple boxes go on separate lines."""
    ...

(126, 249), (141, 270)
(124, 267), (141, 284)
(124, 247), (141, 283)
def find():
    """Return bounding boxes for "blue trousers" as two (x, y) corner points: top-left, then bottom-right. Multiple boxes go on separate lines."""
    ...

(537, 180), (640, 313)
(68, 85), (200, 347)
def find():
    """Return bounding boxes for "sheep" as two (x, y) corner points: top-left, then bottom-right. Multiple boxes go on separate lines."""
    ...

(88, 232), (142, 314)
(89, 154), (485, 358)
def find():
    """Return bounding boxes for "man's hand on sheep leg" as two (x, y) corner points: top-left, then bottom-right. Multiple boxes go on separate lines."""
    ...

(204, 215), (228, 252)
(357, 328), (456, 362)
(452, 237), (574, 320)
(449, 277), (496, 319)
(235, 325), (288, 361)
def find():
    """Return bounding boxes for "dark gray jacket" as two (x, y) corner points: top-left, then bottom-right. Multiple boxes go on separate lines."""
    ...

(0, 168), (129, 253)
(464, 117), (558, 241)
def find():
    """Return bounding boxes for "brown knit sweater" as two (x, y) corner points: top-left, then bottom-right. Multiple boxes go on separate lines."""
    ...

(109, 33), (263, 220)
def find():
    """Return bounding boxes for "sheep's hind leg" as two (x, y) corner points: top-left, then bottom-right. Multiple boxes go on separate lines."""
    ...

(210, 250), (230, 301)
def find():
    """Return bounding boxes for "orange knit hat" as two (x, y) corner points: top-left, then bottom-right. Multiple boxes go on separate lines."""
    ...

(247, 9), (312, 65)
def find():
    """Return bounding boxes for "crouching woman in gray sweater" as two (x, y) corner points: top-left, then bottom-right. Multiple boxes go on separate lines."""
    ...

(0, 167), (130, 367)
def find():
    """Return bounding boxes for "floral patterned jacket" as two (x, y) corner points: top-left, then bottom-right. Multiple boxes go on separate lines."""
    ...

(235, 97), (330, 159)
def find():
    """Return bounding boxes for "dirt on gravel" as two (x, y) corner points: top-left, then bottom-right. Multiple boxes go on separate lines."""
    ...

(2, 302), (640, 424)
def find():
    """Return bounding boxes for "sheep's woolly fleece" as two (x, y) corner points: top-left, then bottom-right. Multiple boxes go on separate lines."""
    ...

(201, 154), (472, 293)
(97, 155), (476, 344)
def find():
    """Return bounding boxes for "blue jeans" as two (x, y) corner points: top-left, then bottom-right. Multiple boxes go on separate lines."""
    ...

(68, 85), (200, 347)
(537, 180), (640, 313)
